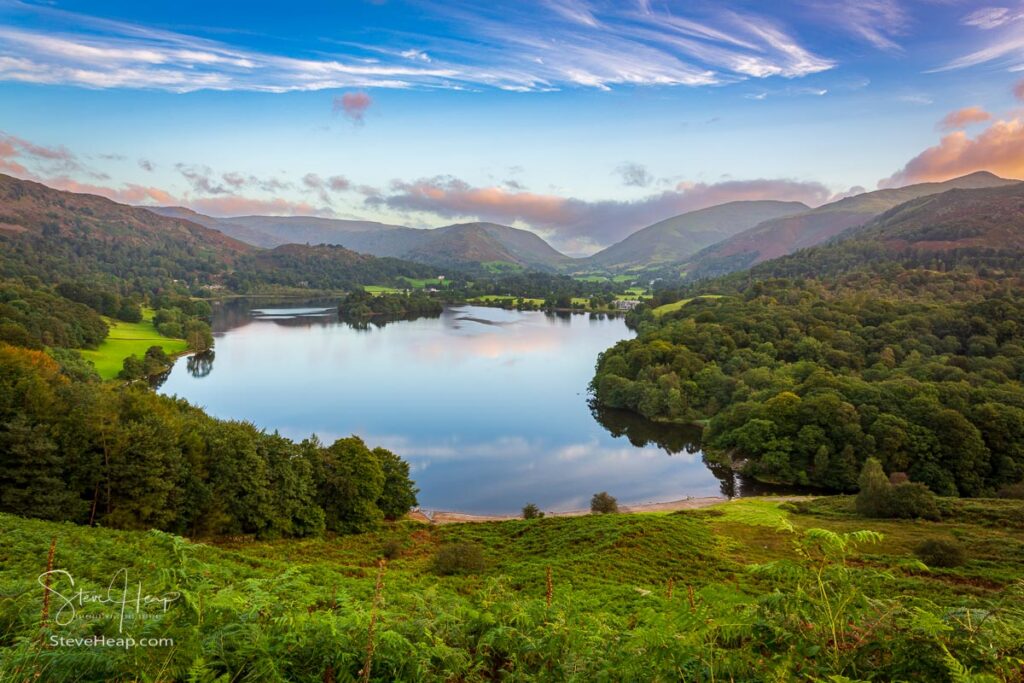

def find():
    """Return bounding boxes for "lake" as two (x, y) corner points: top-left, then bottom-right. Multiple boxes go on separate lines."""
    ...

(158, 300), (732, 514)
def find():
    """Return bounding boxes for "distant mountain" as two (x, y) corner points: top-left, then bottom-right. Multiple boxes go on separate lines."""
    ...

(145, 208), (571, 270)
(685, 172), (1019, 280)
(580, 200), (809, 272)
(146, 207), (406, 249)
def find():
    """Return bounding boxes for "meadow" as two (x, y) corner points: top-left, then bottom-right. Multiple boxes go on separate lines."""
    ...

(1, 497), (1021, 681)
(79, 310), (187, 380)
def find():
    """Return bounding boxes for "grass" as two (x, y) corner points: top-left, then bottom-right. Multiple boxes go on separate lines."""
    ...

(362, 285), (404, 295)
(399, 276), (448, 289)
(652, 294), (724, 317)
(2, 497), (1021, 680)
(468, 295), (545, 306)
(79, 309), (188, 380)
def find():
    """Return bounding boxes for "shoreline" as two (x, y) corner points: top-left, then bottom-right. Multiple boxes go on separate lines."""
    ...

(408, 495), (770, 524)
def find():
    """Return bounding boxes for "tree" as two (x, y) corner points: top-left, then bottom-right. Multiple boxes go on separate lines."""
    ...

(309, 437), (385, 533)
(522, 503), (544, 519)
(373, 446), (419, 520)
(590, 491), (618, 514)
(118, 354), (145, 381)
(855, 457), (890, 518)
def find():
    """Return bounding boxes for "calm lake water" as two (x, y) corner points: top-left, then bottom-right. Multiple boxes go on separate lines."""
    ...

(159, 300), (732, 514)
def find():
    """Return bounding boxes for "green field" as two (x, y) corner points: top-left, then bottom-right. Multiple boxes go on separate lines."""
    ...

(468, 294), (545, 306)
(398, 276), (448, 289)
(362, 285), (404, 295)
(80, 310), (188, 379)
(652, 293), (723, 317)
(1, 496), (1020, 681)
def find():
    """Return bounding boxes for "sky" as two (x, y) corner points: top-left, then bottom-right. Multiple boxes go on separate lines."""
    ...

(0, 0), (1023, 255)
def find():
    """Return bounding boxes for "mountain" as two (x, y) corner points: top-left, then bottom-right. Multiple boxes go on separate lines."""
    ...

(145, 207), (571, 270)
(146, 207), (406, 249)
(0, 175), (437, 292)
(0, 174), (250, 254)
(684, 172), (1019, 280)
(580, 200), (809, 271)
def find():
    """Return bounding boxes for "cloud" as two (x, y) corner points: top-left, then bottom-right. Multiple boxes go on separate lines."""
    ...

(939, 106), (992, 130)
(43, 176), (176, 204)
(0, 132), (82, 176)
(615, 162), (653, 187)
(937, 5), (1024, 72)
(880, 115), (1024, 187)
(0, 1), (835, 93)
(803, 0), (909, 51)
(1016, 79), (1024, 100)
(302, 172), (351, 201)
(370, 175), (832, 254)
(138, 158), (154, 171)
(189, 195), (328, 217)
(333, 91), (372, 123)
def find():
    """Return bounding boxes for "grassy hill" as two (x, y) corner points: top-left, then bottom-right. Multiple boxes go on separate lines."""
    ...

(1, 497), (1021, 681)
(684, 172), (1019, 281)
(581, 200), (808, 272)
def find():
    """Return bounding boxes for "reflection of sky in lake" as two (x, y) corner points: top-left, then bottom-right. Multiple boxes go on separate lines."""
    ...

(159, 303), (723, 514)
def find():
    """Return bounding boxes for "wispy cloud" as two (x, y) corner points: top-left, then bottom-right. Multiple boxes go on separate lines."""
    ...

(0, 0), (836, 92)
(936, 3), (1024, 71)
(802, 0), (909, 51)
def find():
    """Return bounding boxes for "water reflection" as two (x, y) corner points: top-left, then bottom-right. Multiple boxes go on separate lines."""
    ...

(160, 301), (734, 514)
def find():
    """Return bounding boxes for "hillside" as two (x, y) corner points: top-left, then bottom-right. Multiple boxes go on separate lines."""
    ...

(594, 183), (1024, 497)
(581, 200), (808, 272)
(0, 175), (442, 294)
(684, 172), (1018, 280)
(2, 497), (1021, 680)
(146, 208), (571, 271)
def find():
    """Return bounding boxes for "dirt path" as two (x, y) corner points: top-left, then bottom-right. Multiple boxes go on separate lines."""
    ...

(408, 496), (813, 525)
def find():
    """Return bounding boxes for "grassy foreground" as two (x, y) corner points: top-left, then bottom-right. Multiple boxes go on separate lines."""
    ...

(79, 310), (187, 379)
(1, 498), (1022, 681)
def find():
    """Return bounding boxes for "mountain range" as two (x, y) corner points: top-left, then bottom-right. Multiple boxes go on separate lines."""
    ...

(682, 171), (1019, 280)
(143, 171), (1018, 278)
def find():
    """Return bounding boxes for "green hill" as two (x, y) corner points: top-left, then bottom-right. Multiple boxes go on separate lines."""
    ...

(2, 495), (1021, 681)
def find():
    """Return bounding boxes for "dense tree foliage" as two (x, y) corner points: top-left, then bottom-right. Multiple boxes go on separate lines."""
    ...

(0, 342), (417, 537)
(338, 288), (443, 324)
(0, 281), (108, 349)
(593, 276), (1024, 496)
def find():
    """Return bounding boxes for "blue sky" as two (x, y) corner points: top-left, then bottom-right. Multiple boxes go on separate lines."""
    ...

(1, 0), (1022, 254)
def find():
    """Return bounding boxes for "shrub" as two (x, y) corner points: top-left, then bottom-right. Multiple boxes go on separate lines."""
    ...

(590, 491), (618, 514)
(381, 539), (403, 560)
(522, 503), (544, 519)
(885, 482), (941, 521)
(433, 542), (485, 575)
(914, 538), (967, 568)
(996, 481), (1024, 499)
(117, 354), (145, 380)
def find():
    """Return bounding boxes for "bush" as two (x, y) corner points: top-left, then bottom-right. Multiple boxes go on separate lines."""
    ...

(522, 503), (544, 519)
(117, 354), (145, 380)
(885, 482), (941, 521)
(381, 539), (403, 560)
(996, 481), (1024, 499)
(590, 491), (618, 514)
(856, 459), (940, 521)
(914, 538), (967, 568)
(433, 542), (486, 575)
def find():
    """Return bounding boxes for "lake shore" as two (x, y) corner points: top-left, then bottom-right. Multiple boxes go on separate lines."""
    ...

(409, 495), (810, 524)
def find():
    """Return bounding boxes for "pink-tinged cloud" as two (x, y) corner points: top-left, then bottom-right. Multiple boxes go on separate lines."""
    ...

(880, 116), (1024, 187)
(373, 176), (832, 253)
(939, 106), (991, 130)
(190, 195), (329, 217)
(0, 132), (80, 175)
(333, 92), (372, 123)
(44, 176), (176, 204)
(1016, 80), (1024, 102)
